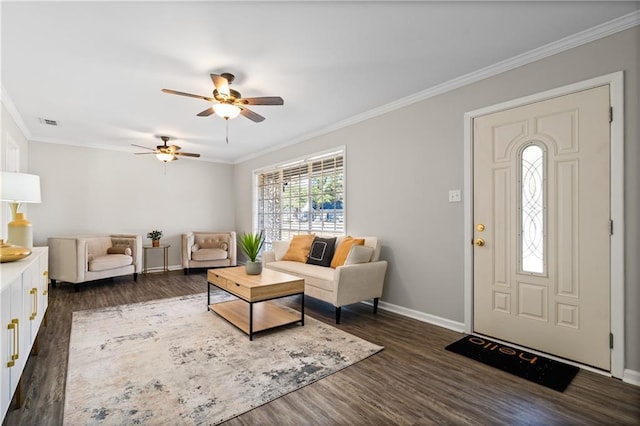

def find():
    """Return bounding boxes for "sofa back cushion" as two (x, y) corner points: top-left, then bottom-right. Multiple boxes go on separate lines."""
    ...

(86, 237), (113, 257)
(282, 234), (316, 263)
(195, 233), (230, 250)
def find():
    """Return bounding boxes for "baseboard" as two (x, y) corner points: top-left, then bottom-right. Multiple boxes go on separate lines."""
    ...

(623, 369), (640, 387)
(363, 300), (465, 333)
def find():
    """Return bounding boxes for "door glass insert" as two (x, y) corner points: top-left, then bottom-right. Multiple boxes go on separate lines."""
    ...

(520, 144), (545, 273)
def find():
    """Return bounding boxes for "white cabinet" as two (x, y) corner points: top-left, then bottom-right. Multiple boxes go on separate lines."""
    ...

(0, 247), (48, 421)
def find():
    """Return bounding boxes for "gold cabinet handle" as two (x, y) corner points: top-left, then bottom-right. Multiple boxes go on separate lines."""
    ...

(7, 320), (17, 367)
(475, 238), (485, 247)
(30, 288), (38, 320)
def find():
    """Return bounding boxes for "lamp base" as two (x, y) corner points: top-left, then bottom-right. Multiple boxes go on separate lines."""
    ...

(8, 212), (33, 249)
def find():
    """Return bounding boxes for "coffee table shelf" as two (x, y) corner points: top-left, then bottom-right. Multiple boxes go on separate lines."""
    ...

(209, 299), (303, 335)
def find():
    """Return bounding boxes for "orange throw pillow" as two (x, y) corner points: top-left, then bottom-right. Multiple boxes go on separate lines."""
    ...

(330, 236), (365, 268)
(281, 234), (316, 263)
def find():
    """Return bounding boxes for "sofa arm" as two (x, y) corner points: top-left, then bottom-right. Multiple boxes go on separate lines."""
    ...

(262, 250), (276, 264)
(334, 260), (388, 307)
(182, 233), (194, 267)
(227, 231), (237, 266)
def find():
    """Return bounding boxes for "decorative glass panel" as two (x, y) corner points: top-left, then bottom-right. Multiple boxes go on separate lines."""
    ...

(521, 145), (544, 273)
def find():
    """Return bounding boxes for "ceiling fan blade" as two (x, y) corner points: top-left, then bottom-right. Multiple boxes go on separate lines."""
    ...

(211, 74), (230, 97)
(239, 106), (266, 122)
(174, 152), (201, 158)
(134, 152), (157, 155)
(197, 107), (215, 117)
(131, 144), (155, 151)
(161, 88), (214, 102)
(239, 96), (284, 106)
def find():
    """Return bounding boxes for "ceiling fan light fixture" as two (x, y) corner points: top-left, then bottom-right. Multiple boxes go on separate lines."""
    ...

(214, 103), (241, 119)
(156, 152), (175, 162)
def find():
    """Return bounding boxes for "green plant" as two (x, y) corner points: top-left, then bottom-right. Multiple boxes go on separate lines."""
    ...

(239, 231), (265, 262)
(147, 230), (163, 240)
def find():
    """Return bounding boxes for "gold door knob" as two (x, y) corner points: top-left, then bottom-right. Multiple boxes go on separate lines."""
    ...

(475, 238), (485, 247)
(476, 224), (485, 232)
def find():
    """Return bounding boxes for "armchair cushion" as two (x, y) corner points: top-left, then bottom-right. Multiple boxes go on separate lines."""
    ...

(192, 248), (228, 261)
(106, 246), (132, 255)
(89, 254), (133, 272)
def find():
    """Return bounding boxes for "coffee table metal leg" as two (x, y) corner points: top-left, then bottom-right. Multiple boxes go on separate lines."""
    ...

(207, 282), (211, 311)
(249, 302), (254, 341)
(301, 293), (304, 326)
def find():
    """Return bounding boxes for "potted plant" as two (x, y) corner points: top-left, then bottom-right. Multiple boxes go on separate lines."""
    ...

(239, 231), (265, 275)
(147, 230), (163, 247)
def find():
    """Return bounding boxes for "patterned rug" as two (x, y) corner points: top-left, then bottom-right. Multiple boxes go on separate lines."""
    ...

(64, 292), (383, 424)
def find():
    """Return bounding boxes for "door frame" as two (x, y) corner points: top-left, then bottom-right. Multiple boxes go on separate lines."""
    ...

(462, 72), (625, 378)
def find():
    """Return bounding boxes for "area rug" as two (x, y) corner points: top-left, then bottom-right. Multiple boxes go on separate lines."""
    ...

(445, 334), (579, 392)
(64, 293), (383, 424)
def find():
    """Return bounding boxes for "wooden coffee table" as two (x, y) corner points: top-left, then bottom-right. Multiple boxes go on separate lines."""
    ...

(207, 266), (304, 340)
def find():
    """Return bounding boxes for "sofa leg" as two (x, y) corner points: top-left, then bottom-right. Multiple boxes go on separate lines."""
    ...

(373, 297), (379, 314)
(184, 268), (189, 275)
(335, 307), (341, 324)
(74, 285), (80, 293)
(133, 273), (138, 282)
(51, 279), (57, 288)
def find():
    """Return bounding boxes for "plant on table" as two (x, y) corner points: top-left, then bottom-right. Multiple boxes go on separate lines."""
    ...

(147, 230), (163, 246)
(239, 230), (265, 262)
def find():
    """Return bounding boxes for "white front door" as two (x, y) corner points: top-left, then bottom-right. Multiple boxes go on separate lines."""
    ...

(473, 85), (611, 370)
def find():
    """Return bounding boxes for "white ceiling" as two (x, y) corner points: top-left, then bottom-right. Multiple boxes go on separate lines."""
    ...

(2, 1), (638, 163)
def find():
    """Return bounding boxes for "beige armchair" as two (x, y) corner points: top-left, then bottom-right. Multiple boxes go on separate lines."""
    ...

(181, 231), (237, 274)
(48, 234), (142, 290)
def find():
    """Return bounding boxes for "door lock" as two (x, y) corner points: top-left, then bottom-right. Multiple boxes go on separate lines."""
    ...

(475, 238), (485, 247)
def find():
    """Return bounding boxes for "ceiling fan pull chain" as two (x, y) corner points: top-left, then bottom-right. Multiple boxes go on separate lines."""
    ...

(226, 118), (229, 144)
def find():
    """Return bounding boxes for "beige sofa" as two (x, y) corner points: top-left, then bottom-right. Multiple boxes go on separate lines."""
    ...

(262, 236), (387, 323)
(48, 234), (142, 290)
(181, 231), (237, 274)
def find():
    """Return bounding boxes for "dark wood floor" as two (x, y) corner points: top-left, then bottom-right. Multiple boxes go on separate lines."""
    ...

(4, 270), (639, 425)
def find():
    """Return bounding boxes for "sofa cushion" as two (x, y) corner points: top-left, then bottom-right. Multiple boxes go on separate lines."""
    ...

(345, 245), (374, 265)
(89, 254), (133, 272)
(282, 234), (315, 263)
(306, 236), (336, 267)
(331, 236), (365, 268)
(192, 248), (228, 261)
(266, 260), (336, 292)
(198, 240), (228, 250)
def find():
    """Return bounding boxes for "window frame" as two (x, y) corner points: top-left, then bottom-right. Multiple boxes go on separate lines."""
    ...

(252, 147), (346, 251)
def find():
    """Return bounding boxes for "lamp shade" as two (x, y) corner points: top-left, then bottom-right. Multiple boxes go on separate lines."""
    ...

(0, 172), (41, 203)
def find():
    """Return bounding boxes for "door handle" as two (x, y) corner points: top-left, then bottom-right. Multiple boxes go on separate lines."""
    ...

(475, 238), (485, 247)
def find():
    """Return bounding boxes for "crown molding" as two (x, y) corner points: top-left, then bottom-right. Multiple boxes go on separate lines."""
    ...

(1, 85), (32, 140)
(235, 9), (640, 164)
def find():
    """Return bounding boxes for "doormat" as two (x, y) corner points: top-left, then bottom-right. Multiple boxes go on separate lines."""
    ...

(445, 334), (579, 392)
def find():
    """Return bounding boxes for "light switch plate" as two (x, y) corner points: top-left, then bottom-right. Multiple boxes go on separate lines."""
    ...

(449, 189), (461, 202)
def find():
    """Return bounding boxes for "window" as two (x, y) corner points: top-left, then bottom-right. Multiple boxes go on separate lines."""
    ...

(519, 143), (545, 274)
(256, 149), (345, 250)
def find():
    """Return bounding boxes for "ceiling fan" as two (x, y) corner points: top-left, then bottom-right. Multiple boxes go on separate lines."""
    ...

(162, 72), (284, 123)
(132, 136), (200, 163)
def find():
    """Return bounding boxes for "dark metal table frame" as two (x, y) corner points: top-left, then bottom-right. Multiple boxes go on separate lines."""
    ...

(207, 280), (304, 341)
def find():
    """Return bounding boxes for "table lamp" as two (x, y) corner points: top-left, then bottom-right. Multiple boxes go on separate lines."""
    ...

(1, 172), (41, 249)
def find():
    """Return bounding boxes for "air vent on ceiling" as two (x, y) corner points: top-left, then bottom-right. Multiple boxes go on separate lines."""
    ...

(38, 118), (58, 126)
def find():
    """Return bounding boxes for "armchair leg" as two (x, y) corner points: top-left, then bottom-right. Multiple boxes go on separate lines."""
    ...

(184, 268), (189, 275)
(133, 273), (138, 282)
(373, 298), (379, 314)
(51, 279), (57, 288)
(335, 306), (341, 324)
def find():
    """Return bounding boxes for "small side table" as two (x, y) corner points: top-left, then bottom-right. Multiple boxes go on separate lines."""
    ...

(143, 245), (170, 274)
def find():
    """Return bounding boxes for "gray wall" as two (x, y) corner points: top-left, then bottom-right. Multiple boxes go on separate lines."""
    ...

(27, 142), (236, 269)
(234, 27), (640, 372)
